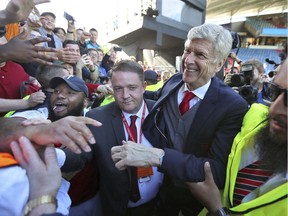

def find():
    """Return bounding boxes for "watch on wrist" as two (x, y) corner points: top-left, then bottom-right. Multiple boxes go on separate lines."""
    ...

(24, 195), (57, 216)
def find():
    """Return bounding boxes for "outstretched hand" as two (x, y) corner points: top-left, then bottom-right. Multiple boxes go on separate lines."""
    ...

(0, 30), (58, 64)
(2, 0), (50, 26)
(29, 116), (102, 154)
(186, 162), (223, 212)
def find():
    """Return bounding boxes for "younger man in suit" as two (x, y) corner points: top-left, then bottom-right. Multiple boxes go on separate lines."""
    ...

(62, 60), (164, 216)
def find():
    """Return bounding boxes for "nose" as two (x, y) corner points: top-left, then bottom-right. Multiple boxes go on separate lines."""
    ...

(185, 52), (196, 64)
(122, 88), (130, 99)
(57, 91), (66, 99)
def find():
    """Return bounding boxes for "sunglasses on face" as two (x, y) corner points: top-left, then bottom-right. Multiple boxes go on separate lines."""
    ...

(262, 82), (287, 107)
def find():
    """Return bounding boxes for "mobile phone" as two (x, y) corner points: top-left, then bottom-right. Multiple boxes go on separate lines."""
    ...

(64, 11), (75, 23)
(114, 47), (122, 52)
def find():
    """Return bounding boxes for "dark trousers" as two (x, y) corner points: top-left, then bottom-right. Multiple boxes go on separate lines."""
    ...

(155, 181), (204, 216)
(125, 198), (157, 216)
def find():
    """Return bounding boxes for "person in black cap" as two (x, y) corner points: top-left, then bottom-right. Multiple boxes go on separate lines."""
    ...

(48, 75), (89, 121)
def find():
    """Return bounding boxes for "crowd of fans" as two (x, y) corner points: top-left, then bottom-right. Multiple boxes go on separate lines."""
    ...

(0, 1), (287, 216)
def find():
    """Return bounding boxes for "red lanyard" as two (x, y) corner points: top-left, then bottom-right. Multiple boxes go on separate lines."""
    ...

(121, 103), (146, 143)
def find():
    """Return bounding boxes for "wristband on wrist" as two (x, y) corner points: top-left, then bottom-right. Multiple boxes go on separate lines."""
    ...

(90, 68), (95, 72)
(24, 195), (57, 216)
(67, 30), (74, 34)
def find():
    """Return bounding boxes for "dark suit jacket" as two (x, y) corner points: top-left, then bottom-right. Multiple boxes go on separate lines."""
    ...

(143, 74), (248, 186)
(62, 99), (156, 216)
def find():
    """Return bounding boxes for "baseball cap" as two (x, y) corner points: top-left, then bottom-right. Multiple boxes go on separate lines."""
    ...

(40, 12), (56, 19)
(144, 70), (158, 83)
(49, 75), (88, 97)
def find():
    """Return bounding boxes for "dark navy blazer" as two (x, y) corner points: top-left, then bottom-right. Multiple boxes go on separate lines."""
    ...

(142, 73), (248, 187)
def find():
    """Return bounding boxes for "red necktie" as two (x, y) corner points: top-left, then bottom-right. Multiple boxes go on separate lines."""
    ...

(129, 115), (141, 202)
(233, 160), (272, 206)
(179, 91), (195, 115)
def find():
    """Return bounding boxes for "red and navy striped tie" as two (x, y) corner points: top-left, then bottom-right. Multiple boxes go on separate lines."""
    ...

(233, 160), (272, 206)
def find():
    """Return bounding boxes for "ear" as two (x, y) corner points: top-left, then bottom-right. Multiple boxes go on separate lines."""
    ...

(215, 58), (226, 72)
(143, 81), (147, 92)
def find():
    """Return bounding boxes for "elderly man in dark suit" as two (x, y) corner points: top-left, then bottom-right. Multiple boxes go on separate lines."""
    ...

(62, 59), (163, 216)
(111, 23), (248, 216)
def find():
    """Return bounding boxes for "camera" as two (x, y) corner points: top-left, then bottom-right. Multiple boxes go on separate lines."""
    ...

(230, 64), (253, 87)
(238, 85), (258, 105)
(230, 64), (258, 105)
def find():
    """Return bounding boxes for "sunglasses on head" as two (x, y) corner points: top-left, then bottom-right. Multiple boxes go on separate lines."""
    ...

(262, 82), (287, 107)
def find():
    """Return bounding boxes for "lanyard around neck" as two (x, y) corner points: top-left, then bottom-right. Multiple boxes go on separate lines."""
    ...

(121, 103), (146, 143)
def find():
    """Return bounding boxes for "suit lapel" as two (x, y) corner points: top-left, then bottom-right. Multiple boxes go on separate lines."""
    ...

(109, 104), (132, 181)
(111, 104), (126, 146)
(151, 74), (184, 113)
(187, 77), (219, 140)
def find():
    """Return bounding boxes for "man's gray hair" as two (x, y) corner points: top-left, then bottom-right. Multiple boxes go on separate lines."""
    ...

(185, 23), (232, 64)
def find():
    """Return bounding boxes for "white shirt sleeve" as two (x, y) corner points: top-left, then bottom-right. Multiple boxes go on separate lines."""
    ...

(0, 166), (29, 216)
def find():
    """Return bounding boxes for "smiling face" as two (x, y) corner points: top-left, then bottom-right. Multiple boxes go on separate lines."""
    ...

(88, 49), (99, 64)
(111, 71), (146, 114)
(89, 29), (98, 44)
(40, 15), (55, 33)
(49, 83), (86, 120)
(181, 38), (223, 90)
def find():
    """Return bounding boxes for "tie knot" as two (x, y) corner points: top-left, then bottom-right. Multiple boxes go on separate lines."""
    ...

(179, 91), (196, 115)
(130, 115), (137, 125)
(183, 91), (195, 102)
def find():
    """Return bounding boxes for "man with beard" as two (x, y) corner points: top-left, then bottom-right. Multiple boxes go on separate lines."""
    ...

(186, 58), (288, 216)
(111, 23), (248, 215)
(47, 75), (102, 216)
(11, 71), (101, 215)
(11, 64), (70, 120)
(48, 75), (88, 121)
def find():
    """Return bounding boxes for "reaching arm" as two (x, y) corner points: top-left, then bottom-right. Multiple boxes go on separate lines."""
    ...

(0, 116), (102, 154)
(0, 0), (50, 26)
(186, 162), (230, 216)
(0, 31), (58, 64)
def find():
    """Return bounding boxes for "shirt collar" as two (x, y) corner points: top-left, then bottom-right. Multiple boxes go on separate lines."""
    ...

(182, 79), (211, 100)
(122, 101), (146, 120)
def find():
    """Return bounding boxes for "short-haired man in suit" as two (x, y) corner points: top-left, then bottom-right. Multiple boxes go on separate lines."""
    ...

(62, 60), (164, 216)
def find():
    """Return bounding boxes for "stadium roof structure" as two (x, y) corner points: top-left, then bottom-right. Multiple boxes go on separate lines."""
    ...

(206, 0), (287, 23)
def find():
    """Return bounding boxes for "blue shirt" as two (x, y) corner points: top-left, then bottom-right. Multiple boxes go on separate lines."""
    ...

(38, 27), (63, 48)
(86, 40), (100, 49)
